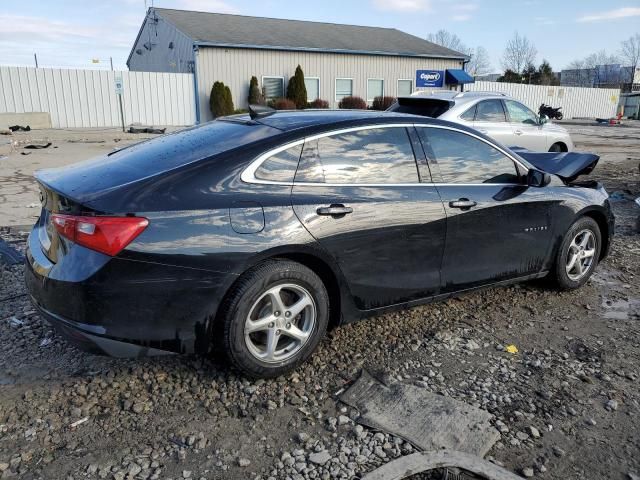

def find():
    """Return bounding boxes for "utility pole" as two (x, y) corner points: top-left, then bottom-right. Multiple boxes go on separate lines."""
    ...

(34, 53), (38, 68)
(110, 57), (114, 71)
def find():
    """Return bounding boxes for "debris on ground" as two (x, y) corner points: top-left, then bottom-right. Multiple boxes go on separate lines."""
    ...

(340, 370), (500, 457)
(23, 142), (52, 150)
(0, 238), (24, 265)
(8, 125), (31, 132)
(362, 450), (523, 480)
(128, 126), (166, 134)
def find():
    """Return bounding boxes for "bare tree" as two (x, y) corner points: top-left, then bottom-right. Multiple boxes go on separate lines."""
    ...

(427, 29), (468, 54)
(467, 46), (492, 76)
(620, 33), (640, 83)
(565, 59), (591, 86)
(585, 50), (621, 84)
(501, 32), (537, 73)
(427, 29), (493, 77)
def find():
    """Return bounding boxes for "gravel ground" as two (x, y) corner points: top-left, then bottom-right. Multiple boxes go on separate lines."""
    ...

(0, 124), (639, 480)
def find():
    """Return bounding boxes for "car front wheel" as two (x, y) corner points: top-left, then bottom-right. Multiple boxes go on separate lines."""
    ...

(219, 259), (329, 378)
(551, 217), (601, 290)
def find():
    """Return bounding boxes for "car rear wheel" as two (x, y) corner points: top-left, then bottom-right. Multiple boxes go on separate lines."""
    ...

(551, 217), (601, 290)
(219, 259), (329, 378)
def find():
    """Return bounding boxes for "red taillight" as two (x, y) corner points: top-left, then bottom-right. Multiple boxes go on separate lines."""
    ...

(51, 214), (149, 256)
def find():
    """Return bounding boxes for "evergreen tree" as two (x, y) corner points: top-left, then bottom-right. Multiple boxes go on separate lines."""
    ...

(248, 76), (264, 105)
(210, 81), (234, 117)
(286, 65), (307, 109)
(224, 85), (234, 114)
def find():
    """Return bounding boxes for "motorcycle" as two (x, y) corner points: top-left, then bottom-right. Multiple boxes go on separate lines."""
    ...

(539, 103), (563, 120)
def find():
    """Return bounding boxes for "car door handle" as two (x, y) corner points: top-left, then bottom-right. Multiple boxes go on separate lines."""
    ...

(316, 205), (353, 216)
(449, 199), (477, 210)
(514, 129), (523, 135)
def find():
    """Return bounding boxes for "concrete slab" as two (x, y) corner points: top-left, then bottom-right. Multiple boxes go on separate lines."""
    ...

(340, 370), (500, 458)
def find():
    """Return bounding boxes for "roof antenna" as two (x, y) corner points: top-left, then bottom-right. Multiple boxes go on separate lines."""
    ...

(249, 104), (276, 120)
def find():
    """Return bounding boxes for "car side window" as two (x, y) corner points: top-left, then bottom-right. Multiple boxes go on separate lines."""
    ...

(474, 100), (507, 122)
(504, 100), (539, 125)
(254, 144), (303, 182)
(418, 127), (519, 184)
(460, 105), (476, 121)
(295, 127), (419, 184)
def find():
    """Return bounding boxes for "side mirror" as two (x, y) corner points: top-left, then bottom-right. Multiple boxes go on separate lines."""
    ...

(527, 169), (551, 187)
(539, 115), (549, 125)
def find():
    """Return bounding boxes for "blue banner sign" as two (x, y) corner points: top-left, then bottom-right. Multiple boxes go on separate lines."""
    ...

(416, 70), (444, 88)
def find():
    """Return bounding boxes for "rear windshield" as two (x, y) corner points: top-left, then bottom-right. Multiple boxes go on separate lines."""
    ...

(387, 98), (453, 118)
(36, 120), (278, 202)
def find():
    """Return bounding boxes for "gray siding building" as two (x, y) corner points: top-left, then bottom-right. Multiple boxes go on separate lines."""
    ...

(128, 8), (468, 122)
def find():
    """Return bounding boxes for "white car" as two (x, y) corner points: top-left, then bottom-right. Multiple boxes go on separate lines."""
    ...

(388, 91), (574, 152)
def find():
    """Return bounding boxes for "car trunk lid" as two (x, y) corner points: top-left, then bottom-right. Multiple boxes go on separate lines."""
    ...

(512, 148), (600, 182)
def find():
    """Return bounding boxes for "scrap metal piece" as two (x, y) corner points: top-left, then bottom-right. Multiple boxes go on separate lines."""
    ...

(0, 239), (24, 265)
(340, 370), (500, 457)
(362, 450), (523, 480)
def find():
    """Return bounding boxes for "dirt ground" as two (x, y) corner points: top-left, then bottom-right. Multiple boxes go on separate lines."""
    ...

(0, 123), (639, 480)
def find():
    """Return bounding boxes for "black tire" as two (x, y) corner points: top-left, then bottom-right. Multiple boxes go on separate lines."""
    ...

(556, 112), (563, 120)
(551, 217), (601, 290)
(548, 142), (564, 153)
(219, 259), (329, 378)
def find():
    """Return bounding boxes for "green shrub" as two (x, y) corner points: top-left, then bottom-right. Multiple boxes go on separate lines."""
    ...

(224, 85), (234, 114)
(286, 65), (308, 109)
(210, 81), (234, 117)
(338, 96), (367, 109)
(371, 96), (396, 111)
(309, 99), (329, 109)
(272, 98), (297, 110)
(248, 76), (264, 105)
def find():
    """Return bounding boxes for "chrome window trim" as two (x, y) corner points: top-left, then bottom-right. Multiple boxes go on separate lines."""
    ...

(240, 123), (529, 186)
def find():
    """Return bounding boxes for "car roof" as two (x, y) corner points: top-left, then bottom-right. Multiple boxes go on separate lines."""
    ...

(224, 109), (449, 132)
(401, 90), (511, 106)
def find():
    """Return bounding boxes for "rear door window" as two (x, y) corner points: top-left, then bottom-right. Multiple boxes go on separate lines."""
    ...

(474, 100), (507, 122)
(295, 127), (419, 184)
(460, 105), (477, 121)
(418, 127), (519, 184)
(254, 144), (302, 182)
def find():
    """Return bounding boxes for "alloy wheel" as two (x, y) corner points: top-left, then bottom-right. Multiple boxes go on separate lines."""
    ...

(565, 229), (596, 281)
(244, 283), (316, 363)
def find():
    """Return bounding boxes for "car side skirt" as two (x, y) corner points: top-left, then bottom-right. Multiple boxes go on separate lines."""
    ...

(340, 271), (549, 324)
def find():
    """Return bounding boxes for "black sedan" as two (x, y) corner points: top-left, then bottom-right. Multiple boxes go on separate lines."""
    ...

(25, 109), (614, 378)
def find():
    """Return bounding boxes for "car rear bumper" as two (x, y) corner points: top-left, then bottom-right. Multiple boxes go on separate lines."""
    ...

(30, 299), (177, 357)
(25, 228), (235, 357)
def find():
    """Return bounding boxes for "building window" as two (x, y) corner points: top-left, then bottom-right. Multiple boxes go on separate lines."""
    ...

(304, 77), (320, 102)
(397, 79), (412, 97)
(262, 76), (284, 100)
(335, 78), (353, 102)
(367, 79), (384, 102)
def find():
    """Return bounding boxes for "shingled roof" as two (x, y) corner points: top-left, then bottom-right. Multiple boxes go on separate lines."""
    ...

(152, 8), (467, 59)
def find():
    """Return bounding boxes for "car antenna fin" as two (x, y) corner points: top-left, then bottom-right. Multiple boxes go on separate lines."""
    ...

(249, 104), (276, 120)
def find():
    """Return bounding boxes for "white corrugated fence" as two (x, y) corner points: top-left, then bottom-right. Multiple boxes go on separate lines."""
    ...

(467, 81), (620, 119)
(0, 67), (196, 128)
